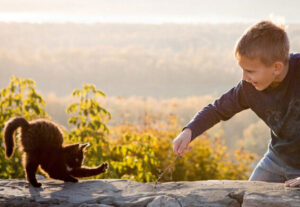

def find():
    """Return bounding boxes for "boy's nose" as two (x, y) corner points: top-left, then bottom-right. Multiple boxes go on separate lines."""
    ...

(242, 73), (251, 82)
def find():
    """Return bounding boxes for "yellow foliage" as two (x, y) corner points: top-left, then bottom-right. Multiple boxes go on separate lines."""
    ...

(91, 114), (256, 182)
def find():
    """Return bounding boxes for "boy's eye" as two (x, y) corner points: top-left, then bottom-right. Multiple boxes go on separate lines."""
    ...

(245, 70), (254, 73)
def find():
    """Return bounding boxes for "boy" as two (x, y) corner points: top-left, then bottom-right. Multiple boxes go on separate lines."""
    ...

(173, 20), (300, 187)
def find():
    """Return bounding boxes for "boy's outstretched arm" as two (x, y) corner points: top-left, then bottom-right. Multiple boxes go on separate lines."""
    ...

(173, 81), (250, 156)
(173, 128), (193, 156)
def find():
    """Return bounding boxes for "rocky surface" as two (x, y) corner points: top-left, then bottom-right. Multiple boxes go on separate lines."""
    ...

(1, 179), (300, 207)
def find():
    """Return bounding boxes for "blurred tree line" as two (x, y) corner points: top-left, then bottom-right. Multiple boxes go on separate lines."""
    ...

(0, 23), (259, 97)
(1, 23), (300, 98)
(0, 76), (255, 181)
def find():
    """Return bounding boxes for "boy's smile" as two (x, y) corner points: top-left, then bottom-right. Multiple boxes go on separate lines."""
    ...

(238, 56), (288, 91)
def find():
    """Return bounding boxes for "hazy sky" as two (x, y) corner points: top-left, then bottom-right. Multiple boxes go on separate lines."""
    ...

(0, 0), (299, 23)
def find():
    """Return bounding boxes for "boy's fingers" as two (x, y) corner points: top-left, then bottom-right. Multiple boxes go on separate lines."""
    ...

(284, 180), (292, 187)
(179, 143), (193, 156)
(173, 139), (181, 154)
(174, 142), (183, 155)
(289, 180), (300, 187)
(187, 146), (193, 152)
(182, 146), (193, 153)
(285, 177), (300, 187)
(285, 178), (295, 185)
(178, 140), (189, 154)
(290, 182), (298, 187)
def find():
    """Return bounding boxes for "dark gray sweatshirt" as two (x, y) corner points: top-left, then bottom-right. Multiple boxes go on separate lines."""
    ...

(185, 53), (300, 168)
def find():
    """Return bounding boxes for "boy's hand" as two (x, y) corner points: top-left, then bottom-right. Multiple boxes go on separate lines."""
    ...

(173, 128), (193, 156)
(285, 177), (300, 187)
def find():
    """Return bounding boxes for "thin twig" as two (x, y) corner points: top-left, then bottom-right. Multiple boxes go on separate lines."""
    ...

(154, 155), (180, 190)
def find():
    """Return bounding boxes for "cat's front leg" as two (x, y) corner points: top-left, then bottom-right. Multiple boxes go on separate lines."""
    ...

(50, 173), (78, 183)
(62, 175), (78, 183)
(70, 162), (109, 177)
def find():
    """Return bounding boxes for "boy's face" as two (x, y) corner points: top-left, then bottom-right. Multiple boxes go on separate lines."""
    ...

(238, 56), (281, 91)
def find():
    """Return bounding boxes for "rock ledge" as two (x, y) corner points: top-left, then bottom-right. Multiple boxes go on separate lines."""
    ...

(1, 179), (300, 207)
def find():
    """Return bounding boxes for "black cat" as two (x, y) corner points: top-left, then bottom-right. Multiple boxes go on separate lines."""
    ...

(3, 116), (108, 187)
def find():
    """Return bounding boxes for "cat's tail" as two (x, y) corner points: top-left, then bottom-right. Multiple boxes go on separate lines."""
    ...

(3, 116), (29, 158)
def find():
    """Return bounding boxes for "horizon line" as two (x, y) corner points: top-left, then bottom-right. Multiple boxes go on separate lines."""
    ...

(0, 12), (299, 25)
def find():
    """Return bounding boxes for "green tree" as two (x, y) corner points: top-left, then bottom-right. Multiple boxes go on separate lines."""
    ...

(66, 84), (111, 171)
(0, 76), (48, 178)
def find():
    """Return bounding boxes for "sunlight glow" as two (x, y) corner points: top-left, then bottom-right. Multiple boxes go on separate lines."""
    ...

(0, 12), (253, 24)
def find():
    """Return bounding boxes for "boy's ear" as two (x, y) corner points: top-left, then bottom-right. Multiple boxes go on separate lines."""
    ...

(79, 143), (90, 151)
(273, 61), (284, 75)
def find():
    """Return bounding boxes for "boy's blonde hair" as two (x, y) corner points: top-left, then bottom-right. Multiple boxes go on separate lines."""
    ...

(235, 20), (290, 66)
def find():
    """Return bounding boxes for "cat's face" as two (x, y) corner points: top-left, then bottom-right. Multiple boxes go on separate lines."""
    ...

(63, 143), (90, 169)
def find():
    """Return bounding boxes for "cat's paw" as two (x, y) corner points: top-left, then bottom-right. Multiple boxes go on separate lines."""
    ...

(71, 178), (78, 183)
(31, 182), (42, 188)
(100, 162), (109, 172)
(65, 177), (78, 183)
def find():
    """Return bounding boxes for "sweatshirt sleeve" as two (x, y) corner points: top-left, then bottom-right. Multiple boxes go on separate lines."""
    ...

(184, 81), (250, 141)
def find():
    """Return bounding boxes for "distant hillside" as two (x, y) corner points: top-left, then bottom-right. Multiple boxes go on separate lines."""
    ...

(1, 23), (300, 98)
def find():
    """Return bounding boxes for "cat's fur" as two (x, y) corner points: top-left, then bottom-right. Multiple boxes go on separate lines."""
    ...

(3, 116), (108, 187)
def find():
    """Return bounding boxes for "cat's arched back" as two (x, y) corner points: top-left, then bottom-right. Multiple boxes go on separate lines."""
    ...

(21, 118), (64, 151)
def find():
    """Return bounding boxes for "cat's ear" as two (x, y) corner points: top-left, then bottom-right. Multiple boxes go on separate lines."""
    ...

(79, 143), (90, 151)
(64, 143), (80, 151)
